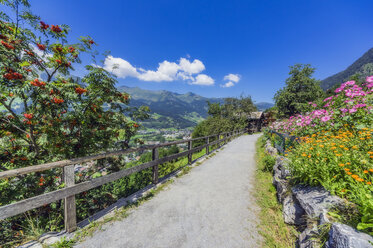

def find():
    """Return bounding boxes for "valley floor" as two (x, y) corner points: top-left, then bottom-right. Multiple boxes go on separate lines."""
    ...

(75, 134), (262, 248)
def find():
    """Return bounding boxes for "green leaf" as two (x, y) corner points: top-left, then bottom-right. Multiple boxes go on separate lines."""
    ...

(92, 172), (102, 178)
(357, 222), (373, 230)
(19, 61), (31, 67)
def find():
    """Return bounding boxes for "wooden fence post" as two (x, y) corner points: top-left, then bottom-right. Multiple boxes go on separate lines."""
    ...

(64, 165), (76, 232)
(188, 140), (192, 165)
(152, 148), (159, 184)
(206, 137), (209, 155)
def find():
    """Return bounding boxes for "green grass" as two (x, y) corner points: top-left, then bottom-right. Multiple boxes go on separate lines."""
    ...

(255, 136), (298, 248)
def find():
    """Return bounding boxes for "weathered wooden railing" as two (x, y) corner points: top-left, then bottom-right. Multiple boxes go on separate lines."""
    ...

(268, 130), (299, 154)
(0, 129), (247, 232)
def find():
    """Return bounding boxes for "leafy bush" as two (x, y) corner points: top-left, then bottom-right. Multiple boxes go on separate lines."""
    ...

(262, 154), (276, 172)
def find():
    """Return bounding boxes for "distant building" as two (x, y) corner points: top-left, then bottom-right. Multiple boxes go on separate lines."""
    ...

(247, 112), (265, 132)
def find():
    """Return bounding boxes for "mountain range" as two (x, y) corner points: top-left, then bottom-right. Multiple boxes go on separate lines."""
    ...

(321, 48), (373, 90)
(118, 86), (273, 130)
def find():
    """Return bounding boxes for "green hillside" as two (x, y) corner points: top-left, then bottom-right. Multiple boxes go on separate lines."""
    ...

(321, 48), (373, 90)
(118, 86), (222, 129)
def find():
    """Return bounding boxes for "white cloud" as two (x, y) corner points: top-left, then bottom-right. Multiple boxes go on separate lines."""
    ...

(137, 70), (173, 82)
(191, 74), (215, 86)
(103, 55), (139, 78)
(179, 58), (205, 75)
(102, 55), (215, 86)
(221, 81), (234, 88)
(158, 61), (180, 77)
(223, 73), (241, 83)
(220, 73), (241, 88)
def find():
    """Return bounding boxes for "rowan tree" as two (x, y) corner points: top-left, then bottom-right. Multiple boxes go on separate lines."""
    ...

(0, 1), (149, 244)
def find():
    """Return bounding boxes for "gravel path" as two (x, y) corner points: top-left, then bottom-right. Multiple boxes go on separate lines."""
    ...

(75, 134), (262, 248)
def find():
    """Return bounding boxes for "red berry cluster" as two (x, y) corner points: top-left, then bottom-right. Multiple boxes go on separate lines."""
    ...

(3, 69), (23, 80)
(40, 21), (49, 30)
(51, 25), (62, 33)
(54, 46), (63, 53)
(37, 43), (46, 51)
(75, 87), (87, 95)
(25, 50), (34, 56)
(68, 46), (75, 53)
(1, 40), (15, 50)
(39, 176), (45, 186)
(24, 113), (34, 119)
(30, 78), (46, 87)
(52, 97), (64, 104)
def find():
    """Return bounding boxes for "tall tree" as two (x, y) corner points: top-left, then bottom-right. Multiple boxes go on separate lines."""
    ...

(193, 96), (256, 143)
(0, 1), (149, 244)
(274, 64), (324, 117)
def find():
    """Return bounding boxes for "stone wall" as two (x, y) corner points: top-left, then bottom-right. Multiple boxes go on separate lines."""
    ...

(265, 140), (373, 248)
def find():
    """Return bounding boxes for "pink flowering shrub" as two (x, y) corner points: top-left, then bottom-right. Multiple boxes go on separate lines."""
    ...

(270, 77), (373, 136)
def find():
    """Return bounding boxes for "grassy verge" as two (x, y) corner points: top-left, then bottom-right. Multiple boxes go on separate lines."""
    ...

(255, 136), (298, 248)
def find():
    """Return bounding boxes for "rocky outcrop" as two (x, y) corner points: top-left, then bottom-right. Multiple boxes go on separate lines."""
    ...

(327, 223), (373, 248)
(265, 140), (373, 248)
(292, 185), (346, 219)
(283, 195), (306, 225)
(298, 225), (321, 248)
(265, 140), (278, 156)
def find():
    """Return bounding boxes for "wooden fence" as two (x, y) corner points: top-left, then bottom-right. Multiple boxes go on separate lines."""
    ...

(0, 129), (247, 232)
(268, 130), (299, 154)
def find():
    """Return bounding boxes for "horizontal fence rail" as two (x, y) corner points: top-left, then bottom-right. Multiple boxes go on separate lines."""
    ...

(268, 130), (300, 154)
(0, 129), (248, 232)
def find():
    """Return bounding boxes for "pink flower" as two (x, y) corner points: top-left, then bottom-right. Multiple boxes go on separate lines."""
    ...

(321, 116), (331, 122)
(344, 80), (355, 86)
(366, 76), (373, 83)
(323, 96), (333, 102)
(335, 87), (343, 93)
(349, 108), (357, 113)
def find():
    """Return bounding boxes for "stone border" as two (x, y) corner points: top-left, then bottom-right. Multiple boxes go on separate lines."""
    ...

(265, 140), (373, 248)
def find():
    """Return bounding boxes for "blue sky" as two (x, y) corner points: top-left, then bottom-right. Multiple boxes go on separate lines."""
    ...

(26, 0), (373, 103)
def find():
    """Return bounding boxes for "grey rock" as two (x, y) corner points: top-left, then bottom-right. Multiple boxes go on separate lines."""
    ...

(38, 231), (59, 243)
(273, 165), (282, 180)
(273, 176), (289, 203)
(328, 223), (373, 248)
(283, 195), (306, 225)
(39, 231), (69, 246)
(299, 225), (321, 248)
(319, 212), (330, 226)
(274, 156), (291, 179)
(280, 165), (291, 179)
(276, 156), (287, 165)
(265, 141), (278, 156)
(41, 236), (60, 246)
(17, 241), (43, 248)
(292, 185), (345, 218)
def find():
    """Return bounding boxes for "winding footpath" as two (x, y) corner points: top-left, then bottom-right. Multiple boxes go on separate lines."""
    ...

(75, 134), (262, 248)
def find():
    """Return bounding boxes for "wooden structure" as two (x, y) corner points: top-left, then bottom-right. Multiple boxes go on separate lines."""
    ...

(247, 112), (264, 132)
(0, 129), (246, 233)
